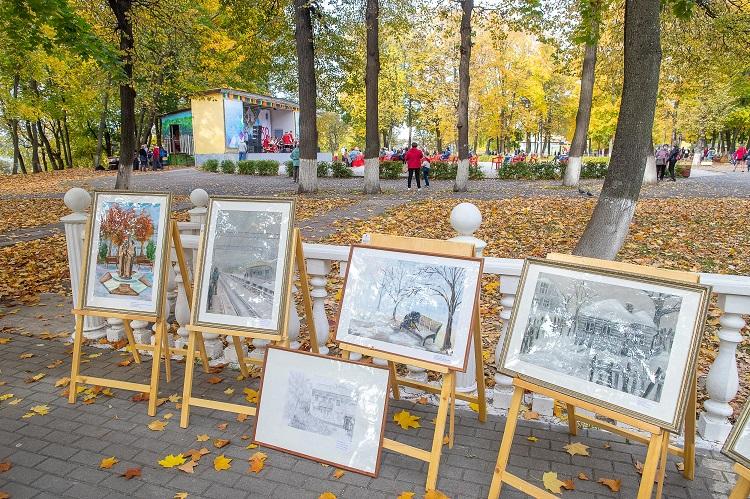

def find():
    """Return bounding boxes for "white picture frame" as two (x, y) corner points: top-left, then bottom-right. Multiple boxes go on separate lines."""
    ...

(335, 245), (483, 371)
(252, 347), (390, 476)
(498, 258), (711, 432)
(192, 197), (295, 334)
(82, 191), (172, 316)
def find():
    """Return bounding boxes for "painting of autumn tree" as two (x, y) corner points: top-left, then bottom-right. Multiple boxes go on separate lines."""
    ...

(98, 203), (136, 259)
(133, 210), (155, 256)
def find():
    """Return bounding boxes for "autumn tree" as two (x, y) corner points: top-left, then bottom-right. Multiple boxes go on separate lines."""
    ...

(453, 0), (473, 192)
(564, 0), (602, 187)
(99, 203), (136, 254)
(133, 210), (154, 256)
(363, 0), (381, 194)
(295, 0), (319, 194)
(573, 0), (662, 259)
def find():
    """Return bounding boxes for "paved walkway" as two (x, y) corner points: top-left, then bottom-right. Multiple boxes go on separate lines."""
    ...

(0, 295), (739, 498)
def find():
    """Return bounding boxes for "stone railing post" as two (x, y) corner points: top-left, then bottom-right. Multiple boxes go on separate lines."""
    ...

(288, 284), (301, 349)
(493, 275), (519, 409)
(62, 188), (106, 339)
(448, 203), (486, 398)
(698, 293), (750, 442)
(307, 259), (332, 354)
(173, 268), (191, 355)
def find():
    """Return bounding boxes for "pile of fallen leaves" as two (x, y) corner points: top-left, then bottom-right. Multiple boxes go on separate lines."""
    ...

(0, 235), (69, 302)
(0, 169), (113, 196)
(324, 197), (750, 418)
(0, 198), (69, 233)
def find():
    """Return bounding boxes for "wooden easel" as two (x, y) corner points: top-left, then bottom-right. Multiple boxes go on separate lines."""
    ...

(729, 463), (750, 499)
(179, 227), (316, 427)
(488, 253), (700, 499)
(69, 219), (208, 417)
(339, 233), (486, 491)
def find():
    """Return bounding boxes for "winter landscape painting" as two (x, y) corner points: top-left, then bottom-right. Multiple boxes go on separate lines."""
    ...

(83, 192), (170, 315)
(253, 348), (389, 475)
(194, 198), (293, 332)
(336, 246), (482, 371)
(500, 258), (710, 432)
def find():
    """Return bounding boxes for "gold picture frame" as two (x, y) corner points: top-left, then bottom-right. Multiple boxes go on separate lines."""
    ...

(190, 196), (296, 336)
(723, 398), (750, 469)
(497, 257), (711, 433)
(81, 190), (173, 318)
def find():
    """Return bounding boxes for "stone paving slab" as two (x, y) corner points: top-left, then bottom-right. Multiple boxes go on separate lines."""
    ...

(0, 315), (737, 498)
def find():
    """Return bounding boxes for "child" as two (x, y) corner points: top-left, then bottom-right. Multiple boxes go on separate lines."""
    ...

(421, 158), (431, 188)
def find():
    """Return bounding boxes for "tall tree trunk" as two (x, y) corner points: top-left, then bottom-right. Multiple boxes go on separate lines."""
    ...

(294, 0), (318, 193)
(61, 109), (73, 167)
(643, 139), (657, 184)
(692, 132), (704, 170)
(111, 0), (136, 190)
(38, 121), (61, 171)
(436, 126), (442, 152)
(525, 132), (531, 153)
(10, 74), (26, 174)
(363, 0), (380, 194)
(406, 97), (413, 146)
(565, 33), (598, 186)
(573, 0), (662, 259)
(27, 122), (42, 173)
(95, 89), (110, 169)
(453, 0), (473, 192)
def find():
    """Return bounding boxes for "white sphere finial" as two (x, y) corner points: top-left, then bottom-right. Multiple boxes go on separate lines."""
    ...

(450, 202), (482, 237)
(190, 188), (209, 208)
(64, 188), (91, 213)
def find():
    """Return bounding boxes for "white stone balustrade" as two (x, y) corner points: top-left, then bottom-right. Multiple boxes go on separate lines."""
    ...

(448, 202), (486, 399)
(63, 190), (750, 444)
(61, 188), (106, 340)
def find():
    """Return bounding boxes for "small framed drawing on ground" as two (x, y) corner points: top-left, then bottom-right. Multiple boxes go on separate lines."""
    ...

(335, 245), (483, 371)
(252, 347), (390, 476)
(498, 258), (711, 432)
(723, 400), (750, 469)
(192, 197), (295, 333)
(82, 191), (172, 316)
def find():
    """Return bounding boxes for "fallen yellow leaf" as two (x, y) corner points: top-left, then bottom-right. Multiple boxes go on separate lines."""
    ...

(527, 436), (539, 442)
(397, 493), (415, 499)
(158, 454), (187, 468)
(243, 388), (259, 404)
(332, 469), (345, 479)
(248, 451), (267, 473)
(319, 493), (336, 499)
(598, 478), (621, 492)
(213, 454), (232, 471)
(393, 409), (421, 429)
(148, 420), (167, 431)
(542, 471), (566, 493)
(196, 434), (209, 442)
(100, 456), (119, 469)
(563, 442), (589, 456)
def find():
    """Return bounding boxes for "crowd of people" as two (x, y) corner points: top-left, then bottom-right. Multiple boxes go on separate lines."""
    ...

(132, 144), (167, 171)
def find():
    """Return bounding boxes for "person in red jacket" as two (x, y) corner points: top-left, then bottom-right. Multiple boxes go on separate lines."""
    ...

(404, 142), (424, 190)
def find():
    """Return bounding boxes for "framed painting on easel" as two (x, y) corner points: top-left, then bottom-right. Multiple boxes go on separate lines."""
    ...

(82, 191), (172, 316)
(335, 245), (482, 372)
(191, 197), (295, 334)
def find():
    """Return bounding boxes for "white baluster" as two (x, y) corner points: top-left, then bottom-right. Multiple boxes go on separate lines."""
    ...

(494, 276), (519, 410)
(698, 294), (750, 442)
(106, 317), (125, 342)
(447, 203), (486, 398)
(307, 259), (331, 355)
(189, 188), (209, 227)
(173, 268), (190, 355)
(130, 320), (152, 349)
(62, 188), (106, 340)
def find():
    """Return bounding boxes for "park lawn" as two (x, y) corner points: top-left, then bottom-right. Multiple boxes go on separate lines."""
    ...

(324, 197), (750, 420)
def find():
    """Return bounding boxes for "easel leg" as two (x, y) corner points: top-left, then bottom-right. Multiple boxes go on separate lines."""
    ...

(180, 329), (197, 429)
(566, 404), (577, 436)
(294, 228), (317, 354)
(488, 386), (524, 499)
(448, 380), (456, 449)
(425, 372), (454, 491)
(147, 321), (164, 417)
(162, 325), (172, 384)
(232, 336), (250, 378)
(683, 375), (697, 480)
(472, 311), (487, 422)
(68, 314), (84, 404)
(637, 432), (665, 499)
(388, 361), (401, 400)
(197, 332), (209, 373)
(655, 432), (670, 499)
(123, 320), (141, 364)
(729, 477), (750, 499)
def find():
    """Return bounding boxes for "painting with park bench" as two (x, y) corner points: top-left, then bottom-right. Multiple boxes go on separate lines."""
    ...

(193, 197), (295, 333)
(498, 258), (711, 432)
(335, 245), (483, 371)
(82, 191), (171, 315)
